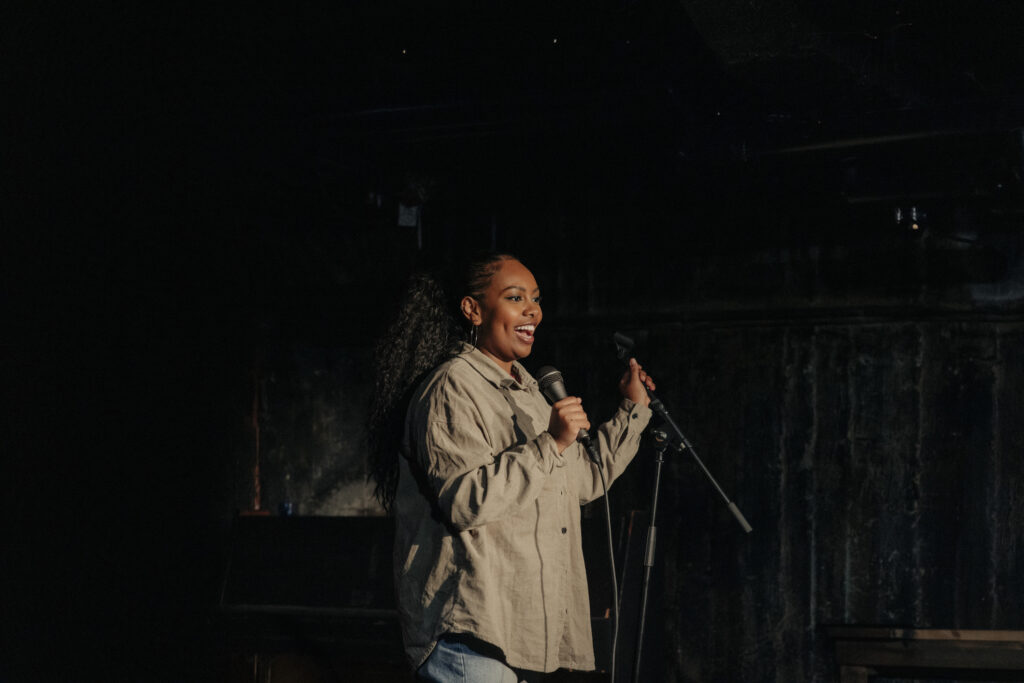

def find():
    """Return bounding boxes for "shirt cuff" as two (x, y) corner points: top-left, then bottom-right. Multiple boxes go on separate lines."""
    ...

(618, 397), (653, 424)
(534, 431), (567, 472)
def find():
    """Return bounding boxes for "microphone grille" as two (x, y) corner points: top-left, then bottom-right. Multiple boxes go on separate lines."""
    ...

(535, 365), (563, 392)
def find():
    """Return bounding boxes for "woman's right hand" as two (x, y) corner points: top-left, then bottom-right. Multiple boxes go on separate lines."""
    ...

(548, 396), (591, 453)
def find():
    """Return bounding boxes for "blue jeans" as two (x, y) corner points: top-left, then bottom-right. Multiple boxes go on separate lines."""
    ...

(417, 636), (542, 683)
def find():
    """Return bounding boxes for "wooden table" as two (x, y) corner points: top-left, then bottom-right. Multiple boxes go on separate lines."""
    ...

(827, 627), (1024, 682)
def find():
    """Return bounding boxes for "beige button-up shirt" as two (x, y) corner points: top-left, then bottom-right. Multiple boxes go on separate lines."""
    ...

(394, 344), (652, 673)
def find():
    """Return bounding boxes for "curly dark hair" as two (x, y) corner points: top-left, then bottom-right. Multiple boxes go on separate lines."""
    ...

(368, 252), (520, 513)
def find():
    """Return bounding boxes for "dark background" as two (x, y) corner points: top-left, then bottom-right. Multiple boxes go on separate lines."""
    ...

(5, 2), (1024, 681)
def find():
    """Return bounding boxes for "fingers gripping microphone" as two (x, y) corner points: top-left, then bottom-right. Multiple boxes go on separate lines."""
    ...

(535, 366), (601, 465)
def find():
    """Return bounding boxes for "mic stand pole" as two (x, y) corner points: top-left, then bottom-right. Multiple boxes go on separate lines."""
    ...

(613, 332), (752, 683)
(631, 430), (670, 683)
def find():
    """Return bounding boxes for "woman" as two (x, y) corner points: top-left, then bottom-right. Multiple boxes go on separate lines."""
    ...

(369, 253), (655, 681)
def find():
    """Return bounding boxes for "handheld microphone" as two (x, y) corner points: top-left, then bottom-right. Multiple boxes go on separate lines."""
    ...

(535, 366), (601, 464)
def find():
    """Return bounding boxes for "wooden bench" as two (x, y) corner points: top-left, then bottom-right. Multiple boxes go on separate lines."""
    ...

(827, 627), (1024, 682)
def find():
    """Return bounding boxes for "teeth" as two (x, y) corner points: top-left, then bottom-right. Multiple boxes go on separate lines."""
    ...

(515, 325), (535, 332)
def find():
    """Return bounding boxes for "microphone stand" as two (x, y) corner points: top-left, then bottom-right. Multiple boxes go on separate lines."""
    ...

(613, 333), (753, 535)
(631, 429), (669, 683)
(612, 333), (752, 683)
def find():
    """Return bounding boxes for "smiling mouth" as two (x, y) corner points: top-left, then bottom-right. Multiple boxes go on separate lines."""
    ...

(514, 324), (536, 343)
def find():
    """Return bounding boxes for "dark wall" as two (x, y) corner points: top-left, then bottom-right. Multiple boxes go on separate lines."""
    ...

(8, 4), (1024, 682)
(602, 318), (1024, 681)
(12, 144), (1024, 682)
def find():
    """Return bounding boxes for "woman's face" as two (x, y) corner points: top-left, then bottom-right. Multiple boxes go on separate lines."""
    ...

(462, 259), (542, 372)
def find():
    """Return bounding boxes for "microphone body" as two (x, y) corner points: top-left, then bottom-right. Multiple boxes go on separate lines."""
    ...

(535, 366), (601, 464)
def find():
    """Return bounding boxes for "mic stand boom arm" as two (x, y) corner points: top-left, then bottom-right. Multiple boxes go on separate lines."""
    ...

(647, 394), (752, 534)
(613, 334), (752, 534)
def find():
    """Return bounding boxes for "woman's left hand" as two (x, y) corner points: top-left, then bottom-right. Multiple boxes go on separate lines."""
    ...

(618, 358), (655, 407)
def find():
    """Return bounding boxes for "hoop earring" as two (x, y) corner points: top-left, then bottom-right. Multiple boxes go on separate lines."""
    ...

(470, 325), (479, 347)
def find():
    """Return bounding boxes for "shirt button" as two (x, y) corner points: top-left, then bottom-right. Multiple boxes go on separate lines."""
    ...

(561, 527), (567, 534)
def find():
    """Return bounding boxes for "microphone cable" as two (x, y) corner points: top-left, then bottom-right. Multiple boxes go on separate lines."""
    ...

(596, 459), (620, 683)
(535, 365), (621, 682)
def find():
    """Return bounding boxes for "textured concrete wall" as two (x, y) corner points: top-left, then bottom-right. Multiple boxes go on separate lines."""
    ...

(254, 346), (381, 517)
(582, 319), (1024, 681)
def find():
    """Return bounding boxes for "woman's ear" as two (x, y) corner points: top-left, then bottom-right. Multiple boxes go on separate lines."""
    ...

(460, 296), (481, 325)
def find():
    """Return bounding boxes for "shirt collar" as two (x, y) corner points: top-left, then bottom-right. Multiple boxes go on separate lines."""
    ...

(456, 342), (538, 390)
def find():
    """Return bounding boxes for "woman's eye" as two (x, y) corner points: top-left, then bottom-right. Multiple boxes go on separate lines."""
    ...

(533, 297), (542, 304)
(507, 295), (522, 302)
